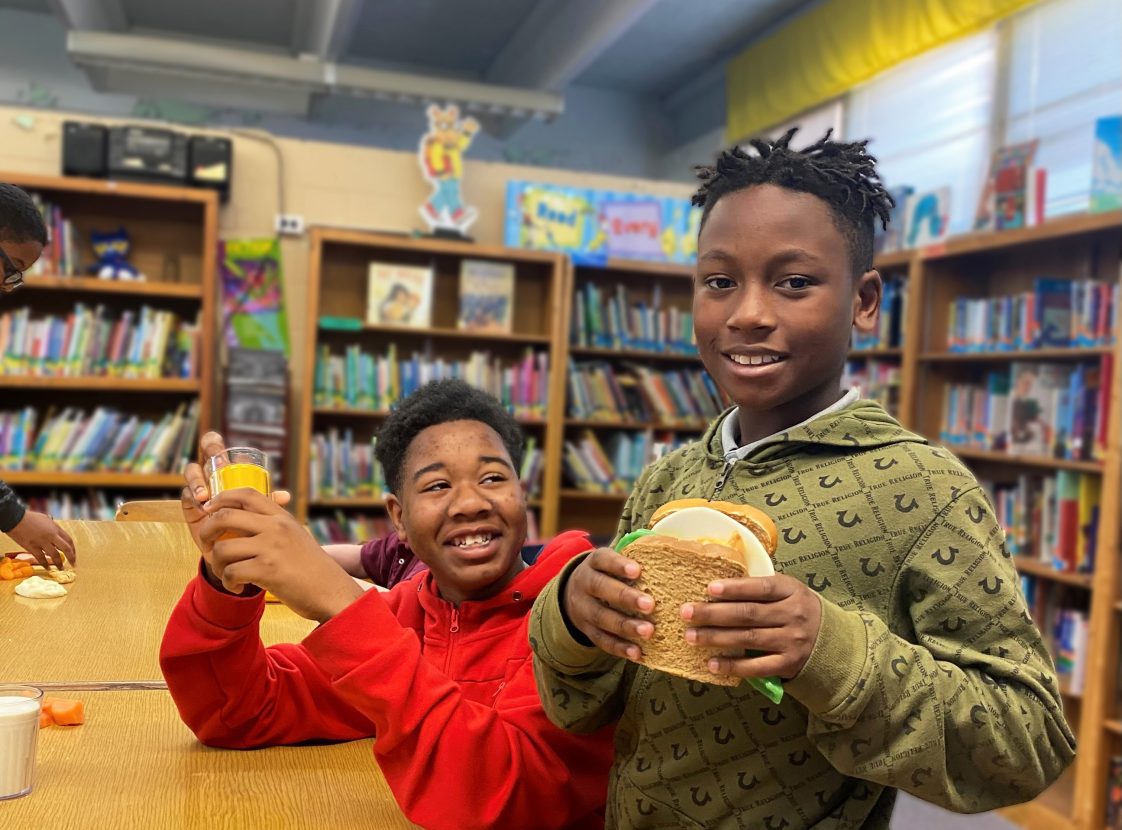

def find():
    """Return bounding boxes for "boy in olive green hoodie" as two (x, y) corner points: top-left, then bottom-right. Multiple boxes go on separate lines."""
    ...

(529, 129), (1075, 829)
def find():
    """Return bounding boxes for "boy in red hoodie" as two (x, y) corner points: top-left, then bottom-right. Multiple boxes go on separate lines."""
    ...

(160, 379), (613, 830)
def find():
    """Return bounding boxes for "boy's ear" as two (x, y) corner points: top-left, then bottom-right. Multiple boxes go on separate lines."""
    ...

(852, 269), (882, 335)
(385, 493), (408, 543)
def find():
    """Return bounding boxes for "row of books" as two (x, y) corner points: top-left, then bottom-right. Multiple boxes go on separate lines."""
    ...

(939, 359), (1111, 460)
(563, 429), (691, 493)
(568, 361), (725, 425)
(1020, 577), (1088, 695)
(571, 281), (696, 354)
(366, 259), (516, 333)
(842, 359), (901, 417)
(0, 402), (199, 474)
(25, 195), (79, 277)
(852, 276), (907, 350)
(947, 279), (1118, 353)
(308, 429), (384, 501)
(983, 472), (1100, 575)
(23, 490), (145, 521)
(0, 304), (200, 379)
(314, 344), (549, 418)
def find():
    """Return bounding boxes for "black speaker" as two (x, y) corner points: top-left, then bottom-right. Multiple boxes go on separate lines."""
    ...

(189, 135), (232, 202)
(61, 121), (108, 178)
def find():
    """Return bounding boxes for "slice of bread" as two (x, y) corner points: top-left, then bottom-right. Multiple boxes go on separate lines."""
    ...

(625, 533), (747, 687)
(648, 499), (778, 556)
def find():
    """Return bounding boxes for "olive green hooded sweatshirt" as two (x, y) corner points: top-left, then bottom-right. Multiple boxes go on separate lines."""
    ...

(530, 399), (1075, 829)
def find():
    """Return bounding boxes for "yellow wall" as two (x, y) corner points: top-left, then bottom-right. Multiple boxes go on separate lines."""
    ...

(0, 104), (693, 446)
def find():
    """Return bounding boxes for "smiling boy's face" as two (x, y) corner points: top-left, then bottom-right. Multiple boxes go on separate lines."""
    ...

(694, 184), (881, 444)
(386, 419), (528, 606)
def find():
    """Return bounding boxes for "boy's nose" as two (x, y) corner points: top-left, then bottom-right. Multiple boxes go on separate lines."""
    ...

(726, 285), (777, 331)
(449, 485), (490, 517)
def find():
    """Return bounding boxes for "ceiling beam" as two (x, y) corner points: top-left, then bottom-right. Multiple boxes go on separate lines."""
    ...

(484, 0), (657, 91)
(291, 0), (363, 60)
(47, 0), (127, 32)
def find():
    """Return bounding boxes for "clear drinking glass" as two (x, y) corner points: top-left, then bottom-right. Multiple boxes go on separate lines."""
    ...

(207, 447), (271, 497)
(0, 685), (43, 800)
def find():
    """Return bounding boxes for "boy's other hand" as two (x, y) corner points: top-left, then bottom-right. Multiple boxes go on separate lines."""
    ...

(6, 510), (76, 569)
(563, 547), (654, 661)
(681, 574), (823, 680)
(197, 488), (363, 623)
(180, 431), (290, 553)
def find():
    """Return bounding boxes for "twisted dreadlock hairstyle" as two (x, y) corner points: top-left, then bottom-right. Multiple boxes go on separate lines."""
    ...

(692, 128), (894, 274)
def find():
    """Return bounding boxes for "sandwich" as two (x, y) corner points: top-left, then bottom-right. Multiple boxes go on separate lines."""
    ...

(616, 499), (782, 699)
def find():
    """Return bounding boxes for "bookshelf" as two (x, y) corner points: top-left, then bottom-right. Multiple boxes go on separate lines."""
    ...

(296, 228), (567, 539)
(0, 172), (217, 516)
(892, 210), (1122, 830)
(555, 257), (718, 540)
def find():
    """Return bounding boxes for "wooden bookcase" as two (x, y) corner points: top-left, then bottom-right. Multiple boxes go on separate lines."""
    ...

(890, 210), (1122, 830)
(554, 257), (709, 541)
(295, 228), (567, 537)
(0, 172), (217, 506)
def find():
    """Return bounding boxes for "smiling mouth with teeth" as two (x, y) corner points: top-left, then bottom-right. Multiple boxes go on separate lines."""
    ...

(728, 353), (785, 366)
(451, 532), (495, 548)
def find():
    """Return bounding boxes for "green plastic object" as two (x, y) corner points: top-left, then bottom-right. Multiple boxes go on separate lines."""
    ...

(613, 526), (784, 705)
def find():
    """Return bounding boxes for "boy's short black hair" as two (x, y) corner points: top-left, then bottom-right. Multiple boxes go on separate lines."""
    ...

(692, 128), (894, 275)
(0, 183), (47, 246)
(375, 378), (525, 495)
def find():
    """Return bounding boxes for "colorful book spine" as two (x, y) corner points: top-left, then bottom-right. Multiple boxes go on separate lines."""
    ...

(572, 280), (697, 354)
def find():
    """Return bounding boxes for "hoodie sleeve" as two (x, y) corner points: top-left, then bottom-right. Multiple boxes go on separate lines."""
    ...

(785, 485), (1076, 812)
(529, 467), (652, 735)
(0, 480), (27, 533)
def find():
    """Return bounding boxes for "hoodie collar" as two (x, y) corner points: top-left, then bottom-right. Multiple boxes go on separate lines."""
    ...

(721, 389), (859, 460)
(702, 395), (926, 469)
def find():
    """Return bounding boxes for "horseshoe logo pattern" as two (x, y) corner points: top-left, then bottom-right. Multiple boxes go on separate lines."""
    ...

(535, 406), (1056, 821)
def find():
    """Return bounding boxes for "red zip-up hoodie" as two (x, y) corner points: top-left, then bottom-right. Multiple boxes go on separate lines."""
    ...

(160, 530), (612, 830)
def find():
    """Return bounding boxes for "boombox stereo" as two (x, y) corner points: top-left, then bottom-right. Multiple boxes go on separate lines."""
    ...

(107, 126), (188, 183)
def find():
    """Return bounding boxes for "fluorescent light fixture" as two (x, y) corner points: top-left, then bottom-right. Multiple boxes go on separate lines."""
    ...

(67, 30), (565, 122)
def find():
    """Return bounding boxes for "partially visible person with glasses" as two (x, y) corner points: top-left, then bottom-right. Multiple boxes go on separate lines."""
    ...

(0, 183), (76, 568)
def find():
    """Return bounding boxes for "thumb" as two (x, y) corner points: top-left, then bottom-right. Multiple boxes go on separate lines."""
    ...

(272, 490), (292, 507)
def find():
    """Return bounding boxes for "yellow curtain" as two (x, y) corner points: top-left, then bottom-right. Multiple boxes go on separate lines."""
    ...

(726, 0), (1039, 141)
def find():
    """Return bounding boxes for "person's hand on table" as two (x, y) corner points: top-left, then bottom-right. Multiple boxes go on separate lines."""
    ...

(181, 430), (291, 553)
(198, 488), (364, 623)
(6, 509), (76, 569)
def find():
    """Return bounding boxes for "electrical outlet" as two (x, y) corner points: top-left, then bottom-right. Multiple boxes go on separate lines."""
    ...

(275, 213), (305, 236)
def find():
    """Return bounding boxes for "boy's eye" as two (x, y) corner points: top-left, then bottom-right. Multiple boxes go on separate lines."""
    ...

(481, 473), (507, 485)
(778, 275), (813, 290)
(703, 275), (735, 290)
(422, 481), (450, 493)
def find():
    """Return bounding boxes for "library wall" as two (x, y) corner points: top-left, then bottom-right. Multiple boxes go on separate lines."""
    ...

(0, 103), (694, 426)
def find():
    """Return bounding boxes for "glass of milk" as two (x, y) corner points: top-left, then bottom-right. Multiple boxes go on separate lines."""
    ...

(0, 685), (43, 799)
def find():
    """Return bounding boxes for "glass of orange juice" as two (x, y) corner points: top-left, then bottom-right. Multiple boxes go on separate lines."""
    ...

(207, 447), (271, 497)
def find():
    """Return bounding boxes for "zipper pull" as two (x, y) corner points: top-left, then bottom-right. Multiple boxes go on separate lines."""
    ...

(712, 460), (735, 498)
(450, 608), (460, 634)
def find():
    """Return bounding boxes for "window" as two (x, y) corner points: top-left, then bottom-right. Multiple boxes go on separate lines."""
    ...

(1003, 0), (1122, 216)
(845, 30), (998, 236)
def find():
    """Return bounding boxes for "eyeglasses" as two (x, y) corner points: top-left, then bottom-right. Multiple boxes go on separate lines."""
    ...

(0, 246), (23, 293)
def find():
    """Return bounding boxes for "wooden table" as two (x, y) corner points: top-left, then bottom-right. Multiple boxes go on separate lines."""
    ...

(0, 520), (415, 828)
(0, 520), (317, 684)
(0, 691), (415, 828)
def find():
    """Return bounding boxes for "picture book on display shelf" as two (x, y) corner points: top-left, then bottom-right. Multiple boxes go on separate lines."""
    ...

(458, 259), (514, 333)
(366, 262), (433, 328)
(1091, 114), (1122, 213)
(903, 187), (950, 248)
(973, 141), (1045, 231)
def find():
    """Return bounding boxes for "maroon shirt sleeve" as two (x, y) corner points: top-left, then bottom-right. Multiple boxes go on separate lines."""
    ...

(359, 531), (426, 588)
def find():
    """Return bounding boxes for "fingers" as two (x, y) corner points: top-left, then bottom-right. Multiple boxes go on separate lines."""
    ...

(681, 596), (795, 628)
(684, 624), (790, 654)
(582, 549), (653, 615)
(183, 461), (210, 505)
(570, 594), (653, 660)
(204, 488), (281, 516)
(199, 431), (227, 464)
(198, 507), (270, 546)
(272, 490), (292, 507)
(706, 651), (802, 680)
(53, 527), (76, 563)
(704, 575), (795, 602)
